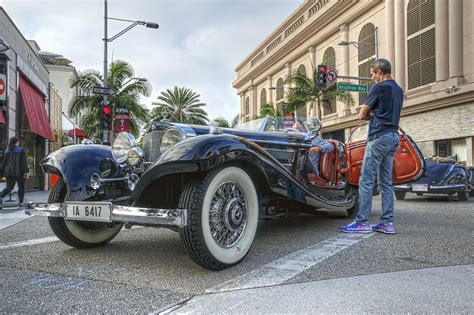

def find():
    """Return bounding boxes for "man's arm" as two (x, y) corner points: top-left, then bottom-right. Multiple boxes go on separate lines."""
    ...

(319, 139), (334, 153)
(358, 105), (372, 121)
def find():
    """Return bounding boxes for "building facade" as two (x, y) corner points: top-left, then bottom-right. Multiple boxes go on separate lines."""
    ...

(234, 0), (474, 166)
(0, 7), (54, 191)
(39, 51), (85, 145)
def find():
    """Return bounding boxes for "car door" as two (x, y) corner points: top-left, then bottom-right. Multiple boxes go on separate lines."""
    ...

(345, 130), (425, 185)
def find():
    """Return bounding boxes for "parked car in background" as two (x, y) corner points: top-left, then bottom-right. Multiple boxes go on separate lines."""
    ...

(27, 117), (424, 270)
(394, 155), (473, 201)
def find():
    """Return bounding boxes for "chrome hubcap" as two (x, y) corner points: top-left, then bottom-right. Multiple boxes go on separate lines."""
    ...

(209, 182), (247, 248)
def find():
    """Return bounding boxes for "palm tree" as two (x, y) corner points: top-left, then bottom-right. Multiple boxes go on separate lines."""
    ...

(212, 114), (240, 128)
(69, 60), (151, 138)
(259, 103), (277, 118)
(285, 70), (354, 119)
(150, 86), (209, 125)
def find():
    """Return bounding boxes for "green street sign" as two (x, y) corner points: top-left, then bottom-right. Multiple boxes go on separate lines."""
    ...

(337, 82), (368, 93)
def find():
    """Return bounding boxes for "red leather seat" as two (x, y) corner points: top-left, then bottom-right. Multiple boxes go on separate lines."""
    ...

(307, 141), (337, 187)
(319, 142), (337, 184)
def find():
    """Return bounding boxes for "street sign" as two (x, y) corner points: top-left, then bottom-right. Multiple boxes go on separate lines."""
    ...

(92, 86), (117, 95)
(337, 82), (368, 93)
(0, 74), (6, 101)
(327, 69), (337, 82)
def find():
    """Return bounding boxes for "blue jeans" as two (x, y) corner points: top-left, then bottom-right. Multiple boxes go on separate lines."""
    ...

(356, 132), (400, 224)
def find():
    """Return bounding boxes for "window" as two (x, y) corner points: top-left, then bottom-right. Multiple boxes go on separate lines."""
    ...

(435, 139), (451, 157)
(244, 97), (250, 121)
(407, 0), (436, 90)
(322, 47), (335, 70)
(260, 88), (267, 105)
(276, 78), (284, 101)
(297, 64), (306, 76)
(358, 23), (376, 105)
(322, 47), (336, 115)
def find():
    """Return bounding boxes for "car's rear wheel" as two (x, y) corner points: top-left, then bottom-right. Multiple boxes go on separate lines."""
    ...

(179, 166), (259, 270)
(395, 191), (406, 200)
(457, 191), (468, 201)
(47, 179), (123, 248)
(346, 186), (359, 218)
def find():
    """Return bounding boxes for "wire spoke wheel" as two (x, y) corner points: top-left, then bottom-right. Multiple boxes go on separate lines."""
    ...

(209, 182), (247, 248)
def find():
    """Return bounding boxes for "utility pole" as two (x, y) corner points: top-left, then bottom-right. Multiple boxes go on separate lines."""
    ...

(103, 0), (109, 144)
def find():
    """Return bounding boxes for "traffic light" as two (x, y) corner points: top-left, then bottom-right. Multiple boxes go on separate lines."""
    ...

(317, 64), (328, 90)
(100, 101), (112, 130)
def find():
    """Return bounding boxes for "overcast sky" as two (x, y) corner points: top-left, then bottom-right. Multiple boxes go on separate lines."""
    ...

(1, 0), (301, 122)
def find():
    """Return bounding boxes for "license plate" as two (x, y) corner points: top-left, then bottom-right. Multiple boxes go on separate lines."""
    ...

(412, 184), (428, 192)
(66, 202), (112, 222)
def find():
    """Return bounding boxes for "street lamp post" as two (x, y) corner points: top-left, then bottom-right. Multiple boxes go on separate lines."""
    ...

(338, 27), (379, 61)
(102, 0), (158, 143)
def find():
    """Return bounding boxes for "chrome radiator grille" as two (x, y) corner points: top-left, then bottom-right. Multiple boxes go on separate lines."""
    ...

(143, 130), (164, 162)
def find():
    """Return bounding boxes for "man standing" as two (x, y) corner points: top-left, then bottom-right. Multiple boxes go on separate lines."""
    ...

(340, 59), (403, 234)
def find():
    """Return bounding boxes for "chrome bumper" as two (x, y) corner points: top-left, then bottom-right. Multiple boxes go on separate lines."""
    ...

(25, 203), (187, 227)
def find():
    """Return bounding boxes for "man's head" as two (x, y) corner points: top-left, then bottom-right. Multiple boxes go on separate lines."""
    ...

(370, 58), (392, 83)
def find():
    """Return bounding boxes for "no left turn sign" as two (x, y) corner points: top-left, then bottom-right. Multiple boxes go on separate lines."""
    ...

(327, 69), (337, 82)
(0, 74), (6, 101)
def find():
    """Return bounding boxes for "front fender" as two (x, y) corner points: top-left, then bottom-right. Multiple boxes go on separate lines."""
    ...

(130, 134), (274, 202)
(41, 144), (121, 201)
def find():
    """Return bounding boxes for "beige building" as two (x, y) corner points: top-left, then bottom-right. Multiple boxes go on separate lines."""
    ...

(234, 0), (474, 166)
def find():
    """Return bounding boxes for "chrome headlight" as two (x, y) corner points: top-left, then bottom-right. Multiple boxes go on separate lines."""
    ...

(128, 147), (144, 166)
(113, 132), (137, 163)
(160, 127), (183, 153)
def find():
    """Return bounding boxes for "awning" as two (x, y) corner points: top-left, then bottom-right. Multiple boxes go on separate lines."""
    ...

(19, 75), (54, 141)
(67, 128), (85, 138)
(0, 111), (5, 125)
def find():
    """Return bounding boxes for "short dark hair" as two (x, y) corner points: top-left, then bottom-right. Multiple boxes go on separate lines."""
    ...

(371, 58), (391, 74)
(8, 136), (19, 151)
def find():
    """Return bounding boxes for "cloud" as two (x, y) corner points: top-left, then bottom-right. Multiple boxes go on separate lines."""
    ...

(2, 0), (301, 121)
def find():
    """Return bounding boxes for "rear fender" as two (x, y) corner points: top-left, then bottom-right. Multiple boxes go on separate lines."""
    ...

(41, 144), (120, 201)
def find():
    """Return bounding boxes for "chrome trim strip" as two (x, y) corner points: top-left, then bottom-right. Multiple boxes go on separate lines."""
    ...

(25, 203), (187, 227)
(253, 139), (311, 148)
(429, 184), (465, 189)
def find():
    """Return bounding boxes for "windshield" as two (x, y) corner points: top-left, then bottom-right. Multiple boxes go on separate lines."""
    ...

(237, 116), (308, 133)
(236, 118), (266, 131)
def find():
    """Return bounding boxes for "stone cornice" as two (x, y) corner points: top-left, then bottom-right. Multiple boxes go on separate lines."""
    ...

(235, 0), (315, 71)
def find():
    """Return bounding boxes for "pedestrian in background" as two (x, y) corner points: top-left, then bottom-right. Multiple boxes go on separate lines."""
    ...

(0, 136), (29, 209)
(340, 58), (403, 234)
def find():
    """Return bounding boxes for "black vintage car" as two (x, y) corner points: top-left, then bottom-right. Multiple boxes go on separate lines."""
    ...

(28, 117), (424, 270)
(394, 154), (473, 200)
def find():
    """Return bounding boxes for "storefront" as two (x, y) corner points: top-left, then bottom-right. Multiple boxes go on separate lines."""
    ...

(1, 8), (53, 191)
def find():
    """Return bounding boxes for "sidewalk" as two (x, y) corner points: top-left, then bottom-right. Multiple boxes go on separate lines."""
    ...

(0, 190), (49, 230)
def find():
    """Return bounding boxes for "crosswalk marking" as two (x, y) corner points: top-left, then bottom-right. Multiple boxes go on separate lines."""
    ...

(206, 233), (374, 293)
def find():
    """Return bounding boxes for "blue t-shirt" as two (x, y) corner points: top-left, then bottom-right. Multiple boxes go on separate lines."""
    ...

(363, 79), (403, 141)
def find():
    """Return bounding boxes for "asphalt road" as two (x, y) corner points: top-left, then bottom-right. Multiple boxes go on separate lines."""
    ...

(1, 193), (473, 313)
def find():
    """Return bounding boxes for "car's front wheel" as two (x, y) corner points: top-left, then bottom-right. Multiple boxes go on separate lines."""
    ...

(395, 191), (406, 200)
(47, 179), (123, 248)
(179, 166), (259, 270)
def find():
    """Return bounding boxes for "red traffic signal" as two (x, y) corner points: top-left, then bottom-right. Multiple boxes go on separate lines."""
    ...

(317, 64), (328, 90)
(100, 101), (113, 130)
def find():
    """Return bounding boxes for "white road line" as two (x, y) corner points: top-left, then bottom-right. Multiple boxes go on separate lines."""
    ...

(206, 233), (374, 293)
(0, 225), (144, 250)
(0, 236), (59, 250)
